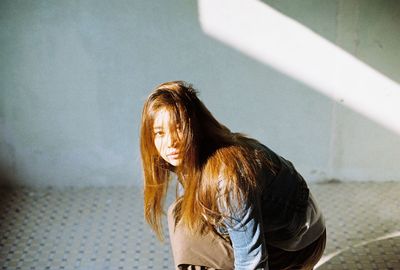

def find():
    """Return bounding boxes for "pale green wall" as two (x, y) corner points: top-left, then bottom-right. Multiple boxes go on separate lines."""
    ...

(0, 0), (399, 187)
(334, 0), (400, 181)
(265, 0), (400, 181)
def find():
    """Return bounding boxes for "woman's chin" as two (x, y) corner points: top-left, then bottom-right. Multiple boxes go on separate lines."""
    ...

(168, 159), (182, 167)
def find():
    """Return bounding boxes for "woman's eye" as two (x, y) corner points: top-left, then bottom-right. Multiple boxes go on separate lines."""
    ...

(154, 131), (164, 137)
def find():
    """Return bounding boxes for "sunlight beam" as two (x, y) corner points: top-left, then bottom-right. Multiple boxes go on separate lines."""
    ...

(198, 0), (400, 134)
(315, 231), (400, 268)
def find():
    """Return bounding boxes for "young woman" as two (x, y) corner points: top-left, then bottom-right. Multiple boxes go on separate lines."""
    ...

(140, 81), (326, 270)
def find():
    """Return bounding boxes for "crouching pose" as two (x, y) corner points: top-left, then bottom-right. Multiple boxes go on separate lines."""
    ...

(140, 81), (326, 270)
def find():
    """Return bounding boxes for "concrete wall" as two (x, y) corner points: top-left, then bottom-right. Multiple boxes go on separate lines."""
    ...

(0, 0), (399, 187)
(265, 0), (400, 181)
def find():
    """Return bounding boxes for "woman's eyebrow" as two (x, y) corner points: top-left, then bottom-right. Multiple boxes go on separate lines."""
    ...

(153, 126), (163, 131)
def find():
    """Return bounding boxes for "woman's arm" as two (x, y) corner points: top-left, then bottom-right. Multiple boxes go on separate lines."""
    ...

(221, 194), (268, 270)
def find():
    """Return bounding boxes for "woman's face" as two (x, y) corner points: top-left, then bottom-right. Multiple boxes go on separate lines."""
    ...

(153, 108), (182, 167)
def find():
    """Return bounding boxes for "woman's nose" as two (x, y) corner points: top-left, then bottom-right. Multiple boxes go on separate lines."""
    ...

(166, 132), (179, 147)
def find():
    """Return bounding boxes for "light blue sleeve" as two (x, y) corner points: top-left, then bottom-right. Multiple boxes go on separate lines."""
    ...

(177, 181), (184, 196)
(224, 200), (269, 270)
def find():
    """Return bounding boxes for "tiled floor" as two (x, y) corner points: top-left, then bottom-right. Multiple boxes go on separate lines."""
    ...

(0, 181), (399, 270)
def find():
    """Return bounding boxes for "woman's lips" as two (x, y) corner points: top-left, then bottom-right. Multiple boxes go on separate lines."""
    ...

(167, 152), (180, 158)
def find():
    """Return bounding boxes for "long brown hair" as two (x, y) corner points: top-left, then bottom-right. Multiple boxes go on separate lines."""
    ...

(140, 81), (275, 240)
